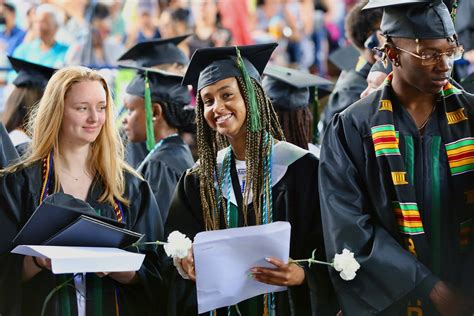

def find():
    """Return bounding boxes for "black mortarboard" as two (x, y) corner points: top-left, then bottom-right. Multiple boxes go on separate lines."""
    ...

(370, 60), (393, 75)
(328, 45), (360, 71)
(122, 65), (192, 150)
(182, 43), (278, 91)
(461, 73), (474, 94)
(124, 66), (190, 105)
(117, 34), (191, 67)
(8, 56), (56, 89)
(263, 65), (333, 111)
(363, 0), (455, 39)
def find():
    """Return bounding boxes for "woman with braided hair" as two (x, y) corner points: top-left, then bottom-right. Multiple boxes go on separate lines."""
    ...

(164, 44), (338, 316)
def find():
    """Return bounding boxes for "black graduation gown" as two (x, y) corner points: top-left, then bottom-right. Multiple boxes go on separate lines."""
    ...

(319, 89), (474, 315)
(139, 135), (194, 223)
(164, 141), (338, 316)
(126, 141), (149, 169)
(321, 61), (372, 131)
(0, 161), (165, 316)
(0, 122), (19, 168)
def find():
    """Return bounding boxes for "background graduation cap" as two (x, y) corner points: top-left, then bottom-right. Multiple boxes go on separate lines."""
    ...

(8, 56), (56, 89)
(328, 44), (360, 72)
(121, 64), (191, 150)
(117, 34), (191, 67)
(362, 0), (455, 39)
(263, 65), (333, 111)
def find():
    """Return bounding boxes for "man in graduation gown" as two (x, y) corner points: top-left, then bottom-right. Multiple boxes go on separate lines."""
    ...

(321, 0), (383, 131)
(319, 1), (474, 315)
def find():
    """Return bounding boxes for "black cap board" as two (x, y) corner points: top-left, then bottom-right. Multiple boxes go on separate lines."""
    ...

(117, 34), (191, 67)
(8, 56), (56, 89)
(181, 43), (278, 91)
(328, 44), (360, 71)
(363, 0), (455, 39)
(123, 65), (190, 105)
(263, 65), (333, 111)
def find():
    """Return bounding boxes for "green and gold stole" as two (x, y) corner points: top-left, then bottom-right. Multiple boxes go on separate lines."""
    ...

(370, 73), (474, 313)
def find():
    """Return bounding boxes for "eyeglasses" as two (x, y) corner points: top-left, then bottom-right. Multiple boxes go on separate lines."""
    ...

(394, 45), (464, 66)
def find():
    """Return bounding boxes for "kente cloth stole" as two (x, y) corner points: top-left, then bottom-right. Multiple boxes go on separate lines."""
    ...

(40, 152), (124, 316)
(370, 73), (474, 313)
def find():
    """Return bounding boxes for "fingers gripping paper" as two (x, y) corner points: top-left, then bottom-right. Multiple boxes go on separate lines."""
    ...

(193, 222), (291, 313)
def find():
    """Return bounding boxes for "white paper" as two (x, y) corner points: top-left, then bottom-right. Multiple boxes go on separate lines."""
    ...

(193, 221), (291, 314)
(12, 245), (145, 274)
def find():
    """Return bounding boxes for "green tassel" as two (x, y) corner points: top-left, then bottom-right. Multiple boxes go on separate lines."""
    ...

(310, 87), (320, 143)
(235, 47), (261, 132)
(144, 71), (156, 151)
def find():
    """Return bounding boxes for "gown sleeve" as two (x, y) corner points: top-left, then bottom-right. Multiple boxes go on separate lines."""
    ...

(0, 169), (37, 316)
(319, 113), (438, 314)
(141, 159), (184, 225)
(163, 170), (204, 316)
(122, 175), (165, 313)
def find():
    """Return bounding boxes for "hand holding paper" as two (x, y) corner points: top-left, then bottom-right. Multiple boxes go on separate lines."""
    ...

(193, 221), (291, 314)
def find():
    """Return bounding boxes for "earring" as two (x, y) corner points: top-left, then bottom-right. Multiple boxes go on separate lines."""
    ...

(152, 117), (156, 122)
(393, 59), (400, 67)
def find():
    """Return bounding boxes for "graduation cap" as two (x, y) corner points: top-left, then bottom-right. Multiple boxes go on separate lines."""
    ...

(263, 65), (333, 111)
(328, 45), (360, 72)
(182, 43), (277, 132)
(363, 0), (455, 39)
(461, 73), (474, 94)
(8, 56), (56, 89)
(117, 34), (191, 67)
(122, 64), (191, 150)
(182, 43), (277, 91)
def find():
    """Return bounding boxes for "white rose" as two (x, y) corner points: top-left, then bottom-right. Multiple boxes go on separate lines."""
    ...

(333, 249), (360, 281)
(164, 231), (192, 259)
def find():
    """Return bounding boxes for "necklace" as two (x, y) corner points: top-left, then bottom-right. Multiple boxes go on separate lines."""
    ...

(60, 168), (89, 182)
(417, 104), (437, 132)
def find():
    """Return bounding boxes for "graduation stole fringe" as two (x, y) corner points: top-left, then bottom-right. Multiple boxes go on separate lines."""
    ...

(371, 73), (474, 309)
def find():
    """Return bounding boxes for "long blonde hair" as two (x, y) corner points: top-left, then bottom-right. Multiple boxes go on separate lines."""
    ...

(3, 66), (138, 206)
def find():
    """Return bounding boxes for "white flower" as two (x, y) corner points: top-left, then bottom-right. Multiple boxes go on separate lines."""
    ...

(333, 249), (360, 281)
(164, 231), (192, 259)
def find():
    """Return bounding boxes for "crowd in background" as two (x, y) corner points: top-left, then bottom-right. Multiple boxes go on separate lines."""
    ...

(0, 0), (473, 112)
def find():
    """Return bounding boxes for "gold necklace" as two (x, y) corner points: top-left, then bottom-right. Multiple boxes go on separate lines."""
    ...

(417, 104), (437, 132)
(60, 168), (89, 182)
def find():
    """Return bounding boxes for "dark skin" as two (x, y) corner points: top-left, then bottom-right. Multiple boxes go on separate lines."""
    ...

(387, 37), (454, 130)
(388, 37), (473, 315)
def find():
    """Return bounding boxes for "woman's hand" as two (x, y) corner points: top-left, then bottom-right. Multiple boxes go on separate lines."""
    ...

(250, 257), (305, 286)
(22, 256), (51, 282)
(180, 248), (196, 281)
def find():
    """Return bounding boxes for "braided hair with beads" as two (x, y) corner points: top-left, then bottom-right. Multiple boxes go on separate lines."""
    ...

(193, 76), (284, 231)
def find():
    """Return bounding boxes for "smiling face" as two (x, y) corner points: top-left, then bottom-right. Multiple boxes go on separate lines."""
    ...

(59, 80), (107, 146)
(122, 94), (147, 143)
(200, 77), (247, 141)
(391, 37), (456, 95)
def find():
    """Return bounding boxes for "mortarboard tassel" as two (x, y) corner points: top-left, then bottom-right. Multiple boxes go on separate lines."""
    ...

(235, 47), (262, 132)
(144, 71), (156, 151)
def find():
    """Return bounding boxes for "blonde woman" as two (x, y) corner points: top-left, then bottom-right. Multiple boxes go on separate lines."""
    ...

(0, 66), (163, 315)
